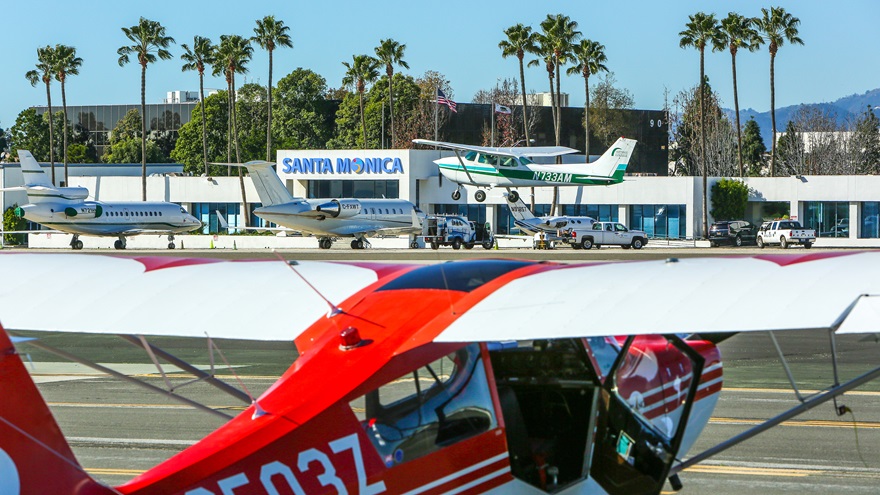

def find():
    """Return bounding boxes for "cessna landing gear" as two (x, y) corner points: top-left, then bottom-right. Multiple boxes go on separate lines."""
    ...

(474, 190), (487, 202)
(114, 237), (127, 250)
(319, 238), (333, 249)
(451, 188), (462, 201)
(167, 234), (176, 250)
(69, 235), (83, 250)
(507, 190), (520, 203)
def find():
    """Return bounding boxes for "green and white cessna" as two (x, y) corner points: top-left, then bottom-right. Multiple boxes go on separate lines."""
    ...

(413, 137), (637, 202)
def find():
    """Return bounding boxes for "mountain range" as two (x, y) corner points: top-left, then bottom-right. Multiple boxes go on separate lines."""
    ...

(728, 88), (880, 144)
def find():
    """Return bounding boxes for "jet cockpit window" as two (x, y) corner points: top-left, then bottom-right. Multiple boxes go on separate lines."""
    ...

(180, 207), (188, 214)
(349, 344), (496, 467)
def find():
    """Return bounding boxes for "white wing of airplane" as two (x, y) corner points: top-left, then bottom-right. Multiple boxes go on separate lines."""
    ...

(436, 253), (880, 342)
(0, 254), (379, 341)
(412, 139), (579, 159)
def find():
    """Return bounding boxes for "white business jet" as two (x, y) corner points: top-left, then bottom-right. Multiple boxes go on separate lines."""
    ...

(3, 150), (201, 249)
(240, 160), (426, 249)
(503, 192), (596, 236)
(412, 137), (637, 202)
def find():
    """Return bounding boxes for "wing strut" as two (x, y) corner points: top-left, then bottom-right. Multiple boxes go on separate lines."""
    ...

(24, 339), (233, 420)
(671, 361), (880, 475)
(453, 150), (477, 185)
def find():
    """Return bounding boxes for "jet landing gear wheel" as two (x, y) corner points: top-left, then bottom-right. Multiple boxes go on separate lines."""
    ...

(507, 190), (520, 203)
(168, 242), (176, 249)
(114, 239), (127, 250)
(319, 238), (332, 249)
(168, 234), (176, 249)
(474, 190), (487, 202)
(350, 239), (365, 249)
(451, 189), (462, 201)
(72, 240), (83, 250)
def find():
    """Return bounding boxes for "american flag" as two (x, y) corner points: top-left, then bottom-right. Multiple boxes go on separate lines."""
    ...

(437, 88), (457, 113)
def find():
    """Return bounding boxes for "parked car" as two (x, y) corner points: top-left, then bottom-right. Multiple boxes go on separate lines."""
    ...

(708, 220), (758, 247)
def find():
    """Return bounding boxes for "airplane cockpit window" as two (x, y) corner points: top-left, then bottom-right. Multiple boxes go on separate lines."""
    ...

(377, 260), (533, 292)
(464, 151), (477, 161)
(350, 344), (496, 467)
(500, 156), (517, 167)
(180, 207), (188, 214)
(518, 157), (533, 166)
(478, 154), (498, 165)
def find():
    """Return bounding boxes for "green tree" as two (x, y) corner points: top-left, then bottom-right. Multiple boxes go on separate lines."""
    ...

(214, 34), (253, 226)
(118, 17), (176, 200)
(8, 108), (50, 161)
(66, 143), (89, 163)
(104, 137), (164, 164)
(374, 39), (409, 148)
(741, 117), (767, 176)
(499, 24), (539, 149)
(25, 45), (58, 184)
(52, 44), (83, 185)
(588, 72), (634, 149)
(272, 68), (334, 150)
(4, 205), (27, 245)
(252, 16), (293, 161)
(109, 109), (143, 145)
(330, 73), (421, 150)
(540, 14), (581, 147)
(567, 39), (607, 156)
(852, 106), (880, 174)
(171, 91), (231, 175)
(180, 36), (215, 175)
(342, 54), (380, 148)
(710, 178), (749, 221)
(753, 6), (804, 176)
(234, 83), (269, 162)
(679, 11), (722, 238)
(714, 13), (761, 177)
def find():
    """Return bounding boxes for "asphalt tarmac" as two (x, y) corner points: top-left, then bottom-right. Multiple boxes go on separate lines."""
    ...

(15, 246), (880, 493)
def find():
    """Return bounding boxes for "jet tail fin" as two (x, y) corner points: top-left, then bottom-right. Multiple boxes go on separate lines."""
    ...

(584, 138), (637, 181)
(241, 161), (295, 206)
(0, 325), (114, 494)
(504, 191), (536, 221)
(17, 150), (54, 187)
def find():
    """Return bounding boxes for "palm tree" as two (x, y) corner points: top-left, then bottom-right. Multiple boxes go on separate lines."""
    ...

(753, 6), (804, 176)
(214, 34), (253, 227)
(25, 45), (57, 184)
(252, 16), (293, 161)
(374, 39), (409, 148)
(540, 14), (581, 147)
(53, 44), (83, 185)
(679, 12), (721, 238)
(499, 24), (538, 147)
(118, 17), (175, 201)
(567, 39), (607, 158)
(715, 13), (761, 177)
(528, 48), (557, 139)
(181, 36), (215, 176)
(342, 55), (380, 148)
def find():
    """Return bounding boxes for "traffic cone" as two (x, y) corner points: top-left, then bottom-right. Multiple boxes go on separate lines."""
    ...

(210, 239), (214, 249)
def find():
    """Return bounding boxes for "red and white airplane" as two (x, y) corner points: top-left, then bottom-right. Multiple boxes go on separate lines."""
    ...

(1, 252), (879, 495)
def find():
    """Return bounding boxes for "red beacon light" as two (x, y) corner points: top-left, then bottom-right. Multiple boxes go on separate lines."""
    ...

(339, 326), (369, 350)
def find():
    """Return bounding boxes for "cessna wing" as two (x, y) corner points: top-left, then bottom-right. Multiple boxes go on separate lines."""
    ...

(412, 139), (579, 159)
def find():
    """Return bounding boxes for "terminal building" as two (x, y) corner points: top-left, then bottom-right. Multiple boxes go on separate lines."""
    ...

(3, 150), (880, 247)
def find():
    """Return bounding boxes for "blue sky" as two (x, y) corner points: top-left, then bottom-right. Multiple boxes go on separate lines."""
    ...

(4, 0), (880, 131)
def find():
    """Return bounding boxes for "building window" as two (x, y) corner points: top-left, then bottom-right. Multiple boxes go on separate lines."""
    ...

(861, 203), (879, 238)
(308, 180), (399, 199)
(804, 201), (849, 238)
(629, 205), (686, 239)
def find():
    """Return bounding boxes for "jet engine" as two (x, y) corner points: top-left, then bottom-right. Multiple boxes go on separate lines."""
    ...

(315, 199), (361, 218)
(64, 203), (104, 218)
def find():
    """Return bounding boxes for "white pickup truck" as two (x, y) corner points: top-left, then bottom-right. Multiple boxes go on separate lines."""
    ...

(756, 220), (816, 249)
(564, 221), (649, 250)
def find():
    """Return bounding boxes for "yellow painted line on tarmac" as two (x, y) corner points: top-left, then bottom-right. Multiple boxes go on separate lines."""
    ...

(725, 387), (880, 397)
(684, 464), (822, 477)
(86, 468), (146, 476)
(47, 401), (248, 411)
(710, 417), (880, 429)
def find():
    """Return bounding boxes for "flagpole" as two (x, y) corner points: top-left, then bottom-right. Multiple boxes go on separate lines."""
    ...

(434, 86), (439, 144)
(491, 103), (495, 147)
